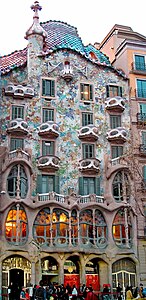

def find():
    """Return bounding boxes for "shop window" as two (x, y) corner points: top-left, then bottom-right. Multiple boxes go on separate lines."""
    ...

(106, 85), (122, 97)
(80, 83), (93, 102)
(5, 205), (28, 244)
(12, 105), (24, 120)
(112, 171), (130, 202)
(79, 177), (100, 196)
(7, 164), (28, 199)
(82, 112), (93, 126)
(42, 108), (54, 122)
(10, 138), (24, 151)
(112, 208), (132, 248)
(42, 78), (55, 99)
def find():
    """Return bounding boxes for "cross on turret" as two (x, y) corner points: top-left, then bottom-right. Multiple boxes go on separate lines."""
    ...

(31, 1), (42, 21)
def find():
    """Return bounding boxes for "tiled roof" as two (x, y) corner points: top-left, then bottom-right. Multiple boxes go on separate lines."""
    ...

(1, 48), (27, 74)
(1, 20), (111, 75)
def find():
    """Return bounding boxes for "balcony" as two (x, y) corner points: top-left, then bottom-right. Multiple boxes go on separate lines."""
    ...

(131, 62), (146, 75)
(135, 89), (146, 99)
(78, 158), (100, 174)
(2, 148), (32, 172)
(61, 64), (73, 81)
(139, 144), (146, 156)
(38, 122), (59, 138)
(137, 113), (146, 126)
(37, 155), (60, 171)
(105, 96), (125, 112)
(106, 156), (129, 179)
(78, 125), (99, 141)
(7, 119), (29, 135)
(107, 127), (128, 143)
(4, 83), (34, 98)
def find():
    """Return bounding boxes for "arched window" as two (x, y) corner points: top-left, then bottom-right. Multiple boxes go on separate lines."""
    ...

(5, 205), (28, 244)
(79, 210), (93, 245)
(52, 208), (69, 246)
(7, 164), (28, 199)
(112, 171), (130, 202)
(71, 209), (78, 246)
(112, 259), (136, 291)
(95, 209), (107, 247)
(112, 208), (132, 248)
(33, 208), (51, 245)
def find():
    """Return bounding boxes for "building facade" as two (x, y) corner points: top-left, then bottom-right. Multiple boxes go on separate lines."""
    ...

(0, 3), (141, 297)
(99, 24), (146, 287)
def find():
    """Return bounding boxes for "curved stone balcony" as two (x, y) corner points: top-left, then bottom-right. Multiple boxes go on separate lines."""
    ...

(2, 148), (32, 172)
(5, 83), (34, 98)
(78, 158), (100, 174)
(37, 155), (60, 171)
(107, 127), (128, 143)
(78, 125), (99, 141)
(105, 96), (125, 112)
(38, 122), (59, 138)
(7, 119), (29, 135)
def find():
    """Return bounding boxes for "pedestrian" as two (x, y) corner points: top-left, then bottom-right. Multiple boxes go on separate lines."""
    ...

(35, 280), (45, 300)
(62, 288), (69, 300)
(85, 287), (97, 300)
(25, 289), (30, 300)
(20, 287), (26, 300)
(126, 286), (133, 300)
(72, 285), (78, 300)
(116, 283), (122, 300)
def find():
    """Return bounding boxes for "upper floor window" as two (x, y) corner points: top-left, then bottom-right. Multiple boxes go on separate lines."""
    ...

(82, 112), (93, 126)
(42, 79), (55, 98)
(110, 115), (121, 129)
(112, 171), (130, 202)
(7, 164), (28, 199)
(135, 55), (146, 71)
(106, 85), (122, 97)
(80, 83), (93, 102)
(79, 176), (100, 195)
(111, 145), (123, 159)
(43, 108), (54, 122)
(10, 138), (24, 151)
(12, 105), (24, 120)
(42, 141), (54, 156)
(142, 131), (146, 145)
(82, 143), (94, 158)
(5, 205), (28, 245)
(37, 175), (60, 194)
(137, 79), (146, 98)
(142, 165), (146, 185)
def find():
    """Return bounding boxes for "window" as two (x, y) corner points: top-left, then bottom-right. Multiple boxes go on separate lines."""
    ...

(42, 79), (55, 98)
(5, 205), (28, 244)
(139, 104), (146, 122)
(110, 115), (121, 129)
(143, 166), (146, 183)
(79, 177), (100, 195)
(42, 108), (54, 122)
(80, 83), (93, 101)
(7, 164), (28, 198)
(111, 146), (123, 159)
(112, 171), (130, 202)
(106, 85), (122, 97)
(112, 259), (136, 291)
(37, 175), (60, 194)
(112, 208), (132, 248)
(82, 143), (94, 159)
(10, 138), (24, 151)
(135, 55), (146, 71)
(137, 79), (146, 98)
(12, 105), (24, 119)
(142, 132), (146, 145)
(82, 112), (93, 126)
(42, 141), (54, 156)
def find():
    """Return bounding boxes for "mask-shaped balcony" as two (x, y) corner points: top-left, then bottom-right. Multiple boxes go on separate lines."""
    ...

(78, 125), (99, 142)
(105, 97), (125, 112)
(4, 83), (34, 98)
(37, 155), (60, 171)
(7, 119), (29, 135)
(107, 127), (128, 143)
(38, 122), (59, 138)
(79, 158), (100, 174)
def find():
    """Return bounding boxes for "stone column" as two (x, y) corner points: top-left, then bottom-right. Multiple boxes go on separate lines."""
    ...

(0, 261), (2, 300)
(58, 259), (64, 285)
(80, 256), (86, 286)
(31, 261), (36, 286)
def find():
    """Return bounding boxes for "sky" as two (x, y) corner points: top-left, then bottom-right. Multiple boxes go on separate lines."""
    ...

(1, 0), (146, 56)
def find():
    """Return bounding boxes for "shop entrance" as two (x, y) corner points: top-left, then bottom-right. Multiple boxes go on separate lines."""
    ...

(10, 269), (24, 289)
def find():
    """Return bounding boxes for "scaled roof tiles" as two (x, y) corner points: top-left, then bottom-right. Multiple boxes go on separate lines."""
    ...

(1, 20), (111, 75)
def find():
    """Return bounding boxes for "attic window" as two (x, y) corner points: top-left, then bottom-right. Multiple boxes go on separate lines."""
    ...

(89, 52), (97, 60)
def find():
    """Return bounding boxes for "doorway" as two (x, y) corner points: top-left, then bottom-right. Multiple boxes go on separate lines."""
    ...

(10, 269), (24, 290)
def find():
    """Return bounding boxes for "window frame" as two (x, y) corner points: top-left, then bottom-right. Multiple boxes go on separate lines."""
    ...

(82, 112), (93, 126)
(42, 108), (54, 122)
(110, 115), (121, 129)
(42, 140), (55, 156)
(111, 145), (123, 159)
(82, 143), (95, 159)
(11, 105), (24, 120)
(106, 85), (122, 97)
(41, 78), (56, 100)
(10, 138), (24, 151)
(135, 54), (146, 71)
(80, 83), (94, 103)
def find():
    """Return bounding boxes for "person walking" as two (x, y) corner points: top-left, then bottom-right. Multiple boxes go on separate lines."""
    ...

(35, 280), (45, 300)
(126, 286), (133, 300)
(116, 283), (122, 300)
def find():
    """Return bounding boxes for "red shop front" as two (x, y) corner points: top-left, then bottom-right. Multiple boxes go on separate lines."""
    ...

(64, 274), (80, 289)
(86, 274), (100, 291)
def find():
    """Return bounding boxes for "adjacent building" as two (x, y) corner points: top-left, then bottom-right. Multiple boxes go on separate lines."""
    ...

(0, 3), (143, 297)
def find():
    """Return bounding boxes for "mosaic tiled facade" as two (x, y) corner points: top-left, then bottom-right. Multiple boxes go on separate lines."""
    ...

(0, 2), (142, 296)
